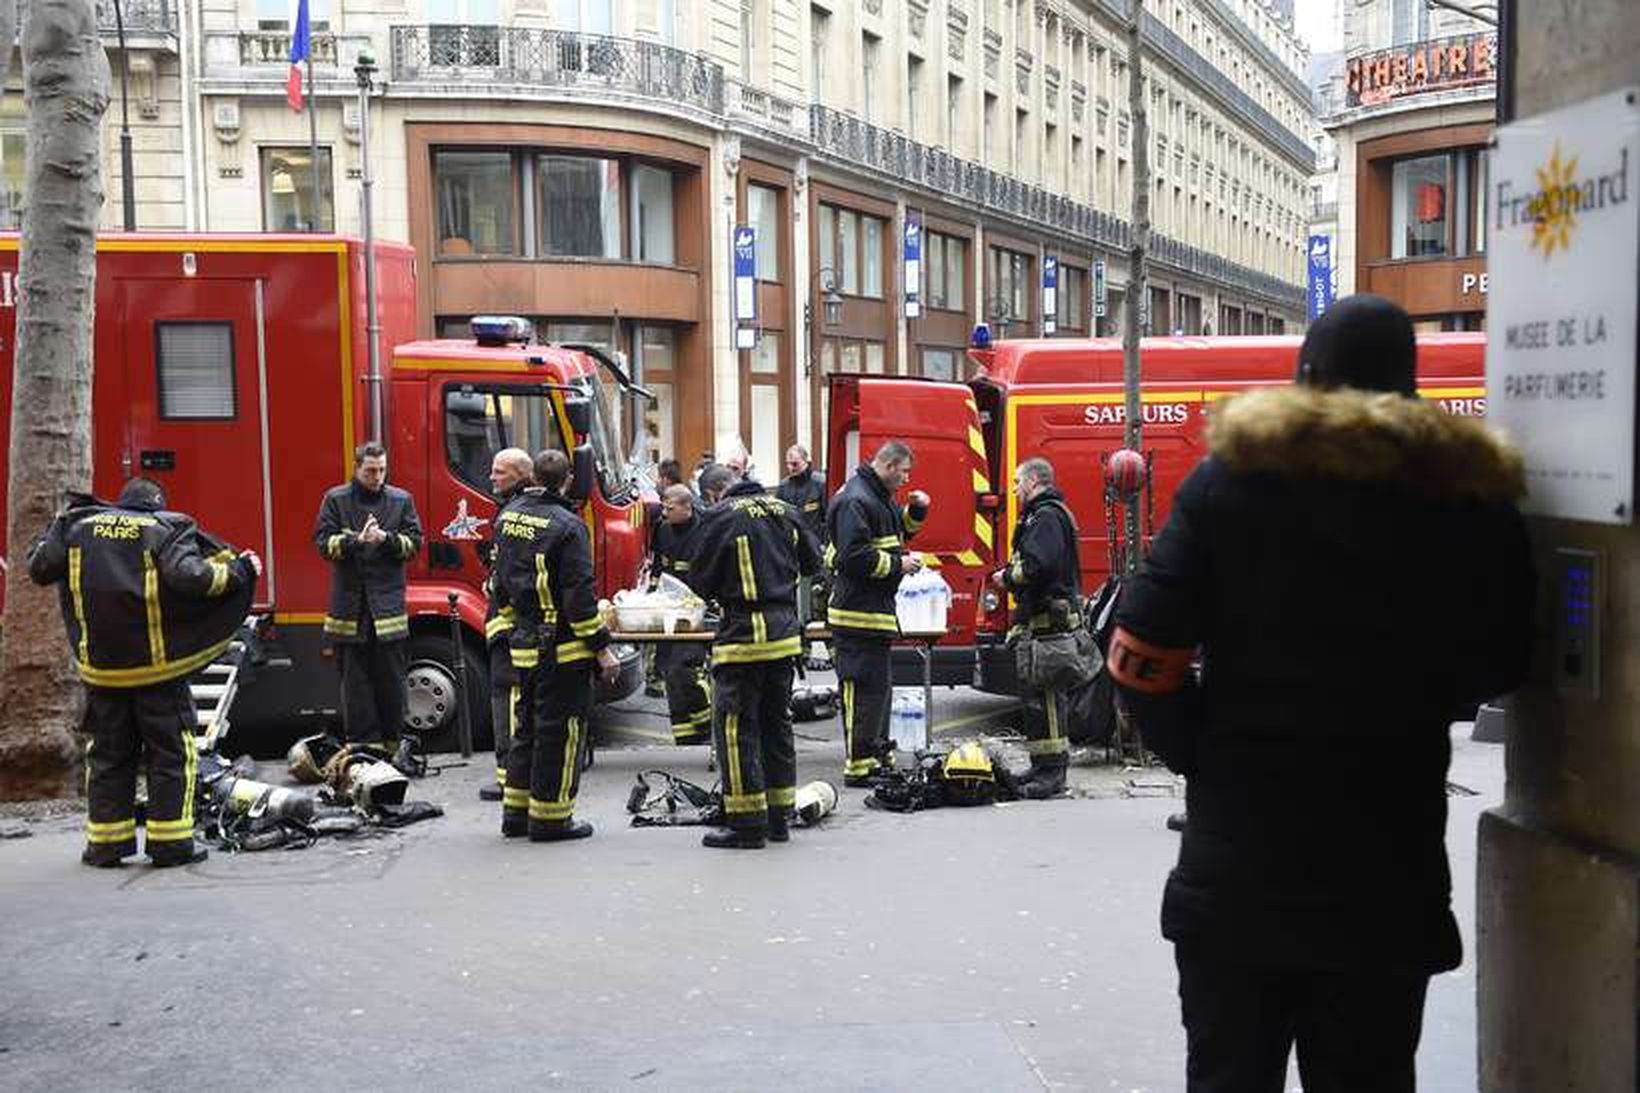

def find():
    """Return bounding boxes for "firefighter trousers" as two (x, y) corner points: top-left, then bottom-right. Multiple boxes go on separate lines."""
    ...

(658, 643), (711, 744)
(835, 634), (892, 779)
(81, 681), (198, 863)
(712, 659), (797, 831)
(488, 644), (519, 788)
(504, 661), (591, 833)
(1023, 683), (1071, 770)
(336, 637), (408, 745)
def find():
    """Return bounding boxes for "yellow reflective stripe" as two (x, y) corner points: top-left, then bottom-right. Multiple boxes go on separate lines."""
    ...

(142, 552), (167, 667)
(85, 818), (136, 842)
(529, 799), (575, 821)
(972, 468), (991, 492)
(1025, 737), (1070, 756)
(503, 786), (530, 808)
(494, 767), (508, 787)
(752, 611), (767, 645)
(68, 547), (89, 666)
(736, 535), (757, 600)
(955, 550), (983, 567)
(723, 790), (769, 815)
(767, 785), (797, 807)
(1046, 693), (1062, 741)
(712, 635), (802, 664)
(374, 614), (409, 637)
(145, 821), (195, 843)
(326, 534), (346, 559)
(871, 551), (893, 579)
(724, 712), (743, 800)
(397, 534), (415, 557)
(206, 560), (229, 597)
(556, 640), (592, 664)
(973, 513), (994, 549)
(841, 679), (854, 760)
(510, 647), (540, 669)
(869, 535), (901, 548)
(77, 636), (234, 688)
(827, 608), (899, 632)
(535, 555), (554, 615)
(182, 720), (197, 829)
(554, 714), (582, 815)
(323, 615), (359, 636)
(1009, 556), (1027, 584)
(968, 425), (986, 458)
(508, 684), (520, 740)
(485, 609), (516, 640)
(570, 615), (604, 638)
(844, 757), (879, 776)
(822, 543), (837, 570)
(904, 512), (925, 535)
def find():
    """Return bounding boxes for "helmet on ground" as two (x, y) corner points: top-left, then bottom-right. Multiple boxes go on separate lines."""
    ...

(349, 761), (410, 811)
(939, 742), (997, 806)
(287, 734), (343, 784)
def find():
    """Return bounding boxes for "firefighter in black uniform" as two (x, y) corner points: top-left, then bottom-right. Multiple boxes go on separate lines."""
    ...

(775, 444), (826, 544)
(826, 440), (929, 786)
(687, 465), (822, 849)
(478, 447), (534, 802)
(28, 479), (260, 867)
(651, 483), (711, 745)
(313, 442), (423, 746)
(492, 449), (620, 842)
(993, 457), (1081, 797)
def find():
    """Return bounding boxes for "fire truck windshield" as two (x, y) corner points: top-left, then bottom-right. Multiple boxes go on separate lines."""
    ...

(575, 376), (630, 500)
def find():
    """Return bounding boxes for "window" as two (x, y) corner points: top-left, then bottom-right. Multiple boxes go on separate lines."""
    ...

(921, 347), (960, 380)
(629, 164), (675, 265)
(988, 246), (1031, 325)
(923, 231), (967, 311)
(1056, 265), (1086, 330)
(862, 33), (881, 122)
(156, 323), (236, 420)
(257, 0), (328, 30)
(555, 0), (611, 33)
(1014, 109), (1027, 173)
(739, 0), (756, 77)
(261, 146), (334, 232)
(1391, 154), (1449, 259)
(818, 203), (835, 280)
(983, 93), (998, 162)
(947, 75), (963, 150)
(634, 0), (675, 43)
(818, 205), (885, 300)
(537, 156), (620, 259)
(436, 150), (516, 256)
(863, 217), (883, 297)
(444, 386), (567, 495)
(0, 93), (20, 229)
(839, 209), (859, 293)
(811, 6), (829, 99)
(748, 184), (780, 280)
(428, 0), (499, 63)
(1391, 0), (1427, 45)
(907, 55), (923, 140)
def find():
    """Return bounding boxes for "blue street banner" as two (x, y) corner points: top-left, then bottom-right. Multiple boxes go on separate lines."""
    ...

(1307, 234), (1334, 321)
(1042, 256), (1058, 335)
(904, 213), (922, 319)
(733, 225), (757, 321)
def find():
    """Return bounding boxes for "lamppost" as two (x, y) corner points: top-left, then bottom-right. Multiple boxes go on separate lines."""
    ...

(355, 46), (383, 443)
(804, 266), (844, 375)
(112, 0), (135, 229)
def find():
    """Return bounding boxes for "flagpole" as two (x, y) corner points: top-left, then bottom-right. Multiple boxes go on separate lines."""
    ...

(306, 54), (320, 231)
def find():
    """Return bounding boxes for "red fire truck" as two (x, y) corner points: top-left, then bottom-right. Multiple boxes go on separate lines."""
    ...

(825, 333), (1487, 692)
(0, 234), (646, 754)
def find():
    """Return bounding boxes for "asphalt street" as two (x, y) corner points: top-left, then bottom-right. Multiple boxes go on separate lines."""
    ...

(0, 680), (1502, 1092)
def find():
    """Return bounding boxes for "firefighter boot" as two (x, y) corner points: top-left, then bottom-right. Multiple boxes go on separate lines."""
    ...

(1018, 755), (1069, 799)
(501, 809), (528, 838)
(81, 845), (132, 869)
(766, 808), (791, 843)
(529, 818), (594, 842)
(150, 841), (209, 868)
(702, 827), (767, 850)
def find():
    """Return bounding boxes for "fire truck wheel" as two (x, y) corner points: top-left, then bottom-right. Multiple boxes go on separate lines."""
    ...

(405, 632), (493, 754)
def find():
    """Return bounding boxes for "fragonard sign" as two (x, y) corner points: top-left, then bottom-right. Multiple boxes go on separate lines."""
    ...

(1486, 87), (1639, 525)
(1345, 32), (1495, 109)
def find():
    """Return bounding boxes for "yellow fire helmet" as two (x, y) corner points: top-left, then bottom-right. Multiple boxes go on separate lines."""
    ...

(940, 742), (997, 806)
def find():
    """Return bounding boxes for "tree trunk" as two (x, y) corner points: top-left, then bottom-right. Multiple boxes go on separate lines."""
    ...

(1121, 4), (1150, 576)
(0, 0), (109, 800)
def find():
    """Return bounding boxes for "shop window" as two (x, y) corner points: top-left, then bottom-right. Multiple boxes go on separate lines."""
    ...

(819, 204), (887, 300)
(538, 156), (620, 259)
(436, 150), (516, 256)
(444, 386), (566, 495)
(987, 246), (1031, 328)
(747, 183), (781, 280)
(635, 325), (676, 464)
(261, 146), (334, 232)
(629, 164), (675, 265)
(921, 347), (961, 381)
(1392, 154), (1449, 259)
(1056, 266), (1086, 331)
(156, 323), (236, 420)
(925, 231), (968, 312)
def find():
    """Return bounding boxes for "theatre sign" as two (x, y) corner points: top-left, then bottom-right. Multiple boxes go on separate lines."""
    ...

(1487, 87), (1639, 525)
(1345, 32), (1496, 109)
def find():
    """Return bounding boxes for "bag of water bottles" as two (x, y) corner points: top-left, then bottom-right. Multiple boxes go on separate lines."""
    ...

(894, 566), (951, 633)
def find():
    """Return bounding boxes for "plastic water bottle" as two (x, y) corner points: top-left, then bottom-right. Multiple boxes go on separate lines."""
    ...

(890, 687), (926, 751)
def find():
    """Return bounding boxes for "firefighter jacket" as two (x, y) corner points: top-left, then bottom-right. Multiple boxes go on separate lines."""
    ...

(484, 484), (528, 652)
(27, 493), (258, 689)
(1002, 487), (1082, 634)
(488, 488), (610, 671)
(825, 465), (926, 637)
(651, 511), (702, 585)
(776, 467), (827, 545)
(1109, 385), (1535, 976)
(686, 480), (821, 664)
(313, 480), (423, 643)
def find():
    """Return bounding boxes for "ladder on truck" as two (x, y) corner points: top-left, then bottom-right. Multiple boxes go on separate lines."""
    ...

(191, 616), (261, 753)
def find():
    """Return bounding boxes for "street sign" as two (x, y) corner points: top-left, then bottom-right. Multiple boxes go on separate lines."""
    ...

(1307, 234), (1334, 320)
(733, 225), (757, 322)
(1042, 256), (1058, 335)
(904, 213), (922, 319)
(1487, 86), (1639, 525)
(1093, 258), (1107, 319)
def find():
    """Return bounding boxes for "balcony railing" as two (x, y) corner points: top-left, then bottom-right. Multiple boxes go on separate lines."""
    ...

(240, 30), (340, 66)
(96, 0), (173, 39)
(389, 26), (724, 116)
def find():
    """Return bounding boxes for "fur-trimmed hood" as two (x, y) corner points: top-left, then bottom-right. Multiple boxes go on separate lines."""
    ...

(1207, 386), (1525, 502)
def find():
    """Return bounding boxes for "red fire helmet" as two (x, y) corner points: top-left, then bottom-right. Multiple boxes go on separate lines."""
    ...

(1105, 448), (1148, 498)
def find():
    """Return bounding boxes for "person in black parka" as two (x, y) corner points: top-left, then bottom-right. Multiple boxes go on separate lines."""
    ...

(1109, 294), (1536, 1093)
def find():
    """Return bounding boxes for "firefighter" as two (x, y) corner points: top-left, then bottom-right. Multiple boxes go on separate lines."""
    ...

(651, 483), (711, 745)
(313, 442), (424, 746)
(992, 457), (1081, 798)
(493, 449), (620, 842)
(775, 444), (826, 544)
(478, 447), (534, 802)
(687, 464), (822, 849)
(826, 440), (929, 786)
(27, 479), (260, 867)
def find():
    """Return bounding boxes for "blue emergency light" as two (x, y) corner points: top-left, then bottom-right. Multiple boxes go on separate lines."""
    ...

(471, 315), (533, 347)
(970, 323), (994, 350)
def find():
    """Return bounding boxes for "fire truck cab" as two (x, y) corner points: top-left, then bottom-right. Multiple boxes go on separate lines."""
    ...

(826, 333), (1487, 693)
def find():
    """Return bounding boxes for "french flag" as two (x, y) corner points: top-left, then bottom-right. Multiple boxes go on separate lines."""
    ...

(286, 0), (310, 112)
